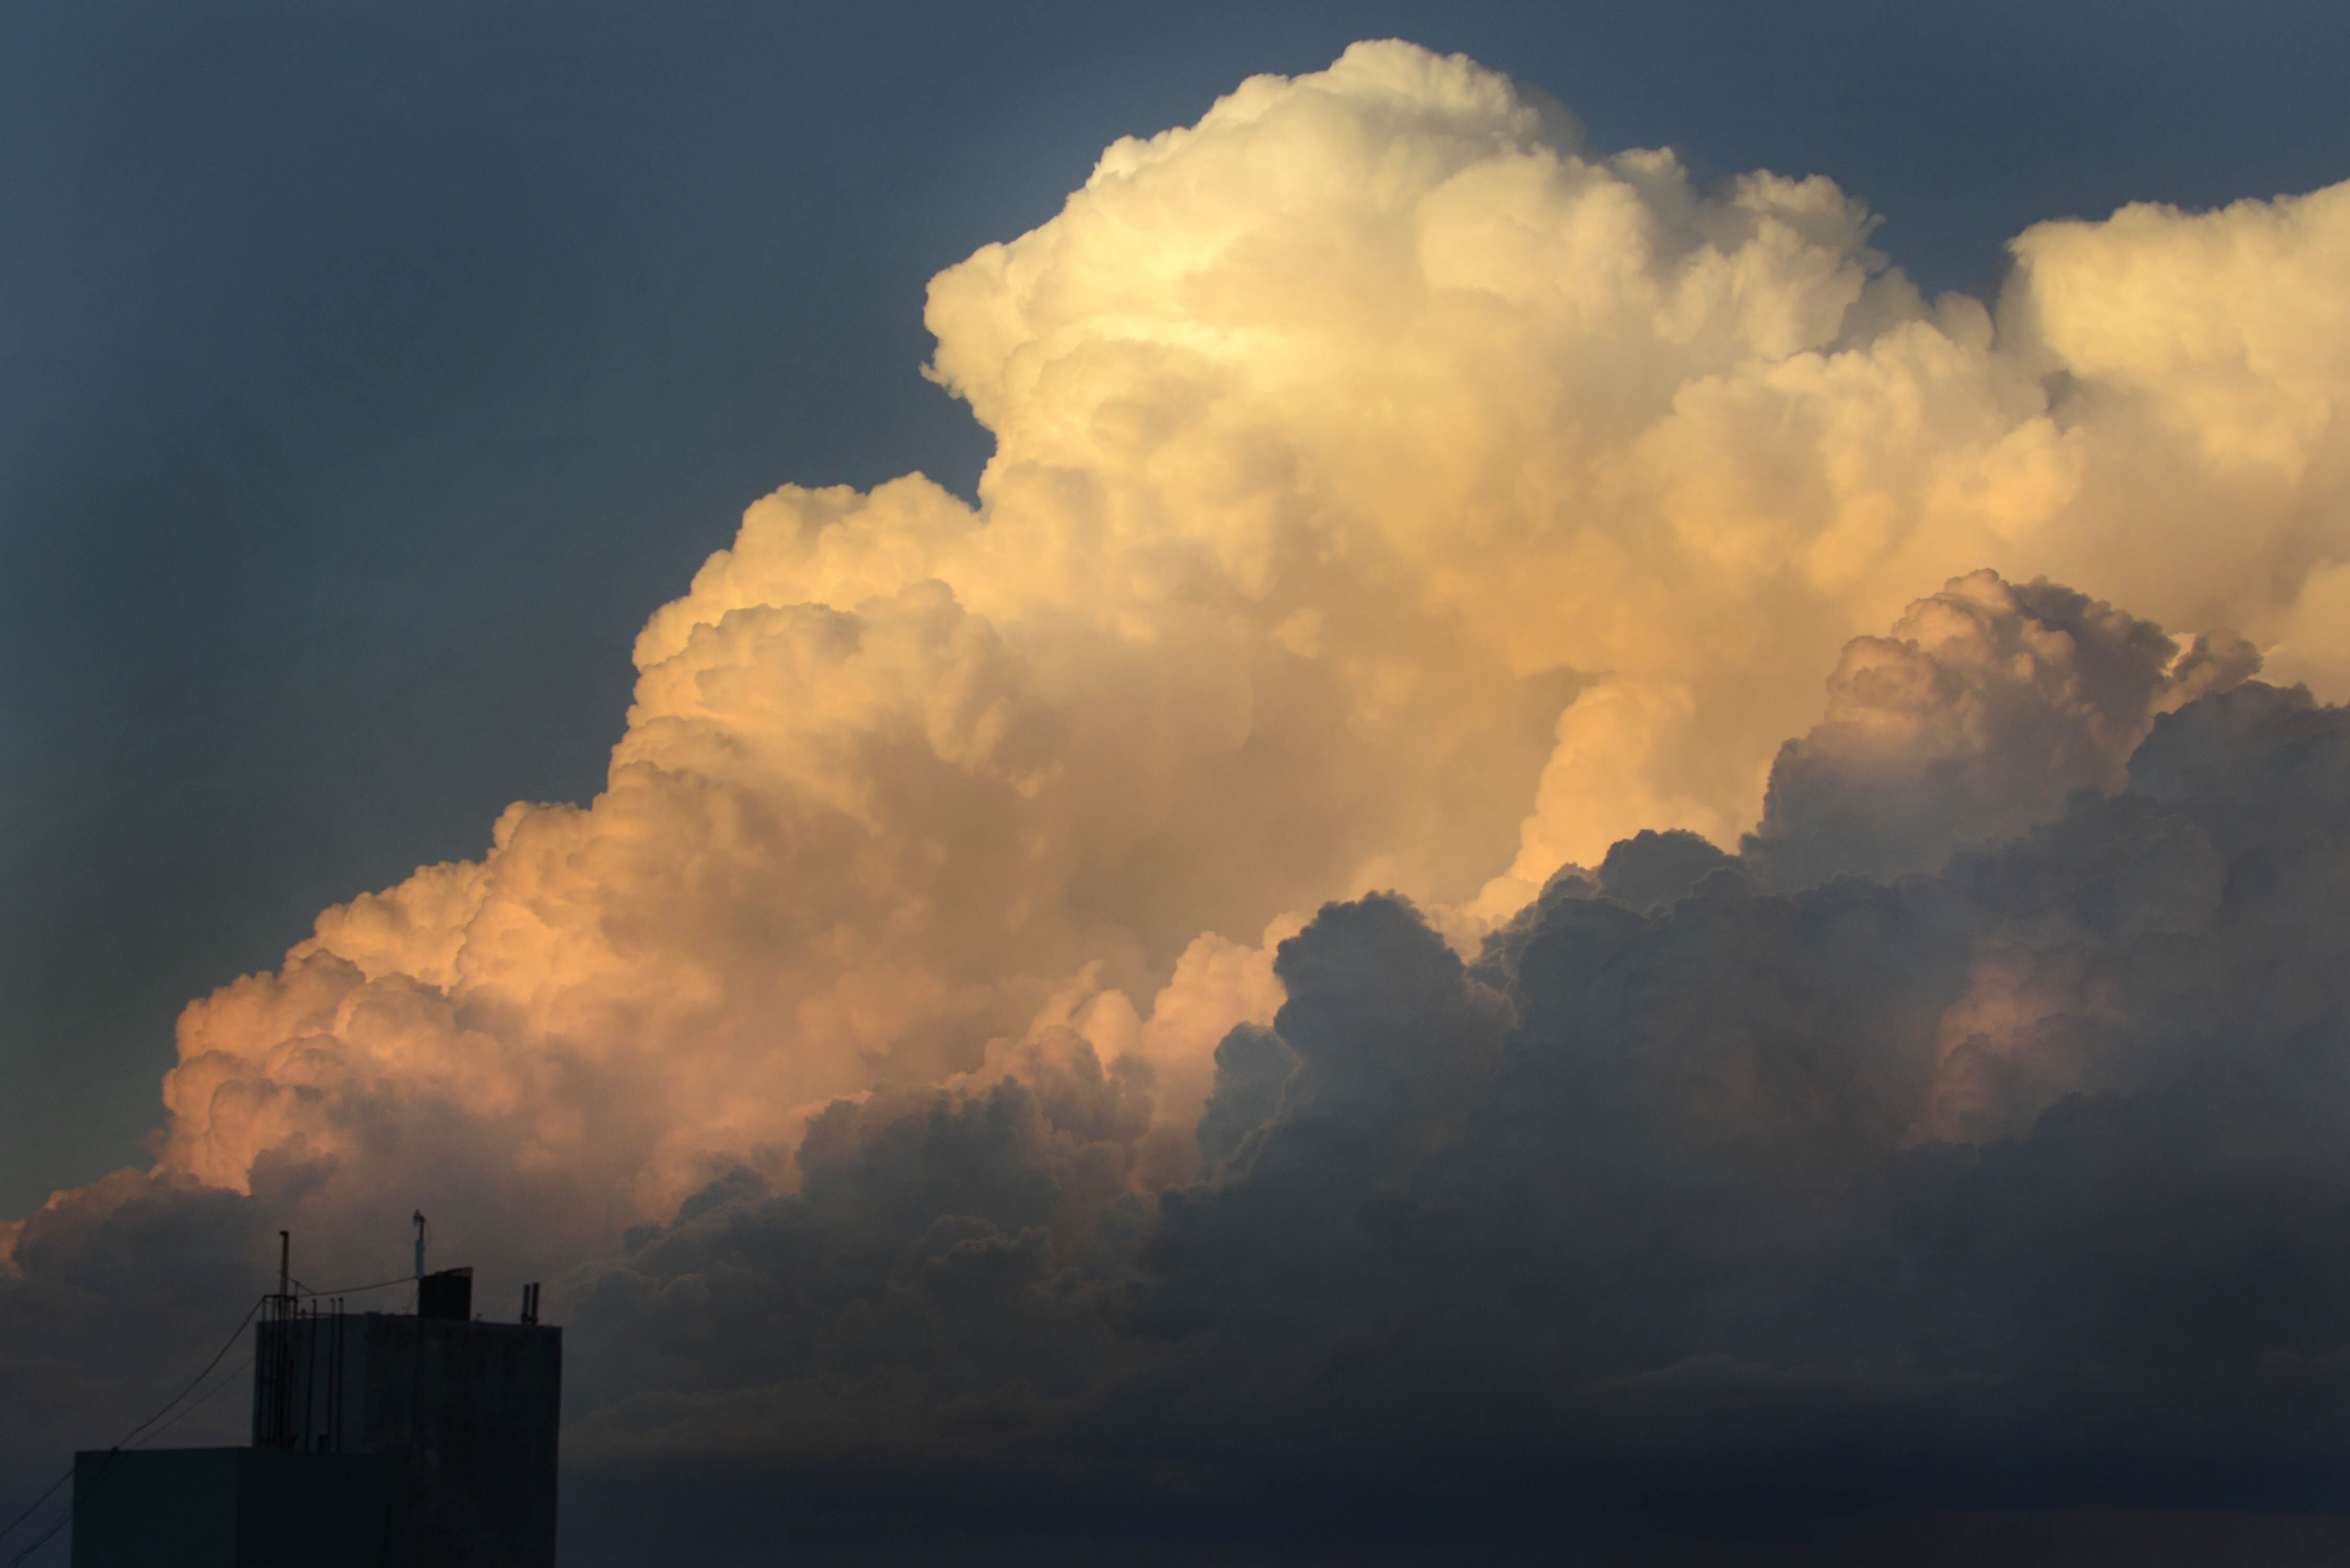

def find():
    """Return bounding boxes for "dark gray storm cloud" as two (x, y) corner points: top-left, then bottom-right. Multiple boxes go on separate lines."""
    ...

(442, 664), (2345, 1560)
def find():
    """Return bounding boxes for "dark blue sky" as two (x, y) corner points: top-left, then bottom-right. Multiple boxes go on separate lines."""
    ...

(3, 0), (2345, 1215)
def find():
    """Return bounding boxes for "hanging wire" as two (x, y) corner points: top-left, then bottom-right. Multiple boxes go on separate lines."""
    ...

(0, 1503), (67, 1568)
(0, 1475), (67, 1560)
(131, 1355), (255, 1450)
(0, 1292), (269, 1565)
(2, 1250), (428, 1562)
(293, 1273), (414, 1300)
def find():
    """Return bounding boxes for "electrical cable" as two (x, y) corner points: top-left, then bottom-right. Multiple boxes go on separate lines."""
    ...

(5, 1257), (442, 1560)
(131, 1355), (254, 1450)
(0, 1473), (67, 1557)
(3, 1347), (259, 1567)
(1, 1503), (67, 1568)
(113, 1294), (267, 1451)
(0, 1292), (267, 1564)
(294, 1273), (414, 1299)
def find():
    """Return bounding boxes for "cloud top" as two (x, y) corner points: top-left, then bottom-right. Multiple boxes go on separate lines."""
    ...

(142, 42), (2350, 1231)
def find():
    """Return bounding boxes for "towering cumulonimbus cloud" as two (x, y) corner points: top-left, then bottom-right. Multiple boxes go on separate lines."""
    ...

(117, 42), (2350, 1249)
(6, 41), (2350, 1547)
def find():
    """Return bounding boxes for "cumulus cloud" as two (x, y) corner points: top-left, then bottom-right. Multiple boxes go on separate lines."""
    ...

(1745, 569), (2259, 890)
(9, 36), (2350, 1559)
(109, 39), (2350, 1237)
(67, 41), (2339, 1256)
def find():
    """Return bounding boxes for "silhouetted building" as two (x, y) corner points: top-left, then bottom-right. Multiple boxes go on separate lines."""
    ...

(69, 1448), (402, 1567)
(73, 1265), (559, 1568)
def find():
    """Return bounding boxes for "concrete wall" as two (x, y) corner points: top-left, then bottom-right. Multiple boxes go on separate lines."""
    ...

(252, 1313), (561, 1567)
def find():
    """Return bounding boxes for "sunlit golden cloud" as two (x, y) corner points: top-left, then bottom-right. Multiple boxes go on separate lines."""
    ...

(53, 40), (2347, 1265)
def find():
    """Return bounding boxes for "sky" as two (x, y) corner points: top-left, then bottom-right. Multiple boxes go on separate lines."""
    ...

(6, 2), (2350, 1561)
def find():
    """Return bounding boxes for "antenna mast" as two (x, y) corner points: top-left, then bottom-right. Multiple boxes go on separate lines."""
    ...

(257, 1230), (297, 1447)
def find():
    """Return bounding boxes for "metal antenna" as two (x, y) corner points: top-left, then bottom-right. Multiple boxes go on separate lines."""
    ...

(261, 1231), (296, 1448)
(412, 1211), (427, 1281)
